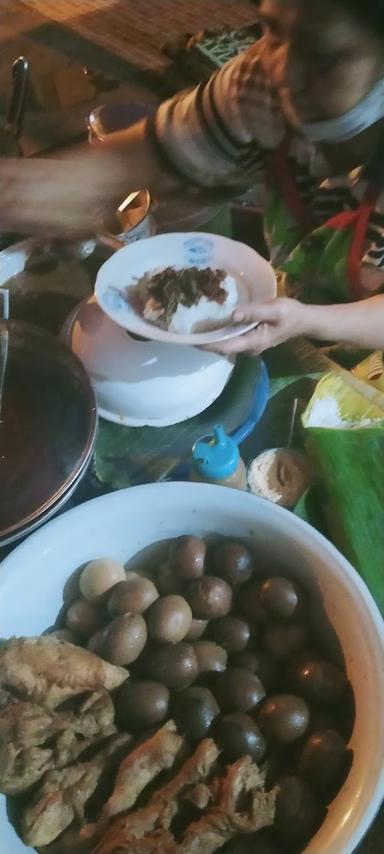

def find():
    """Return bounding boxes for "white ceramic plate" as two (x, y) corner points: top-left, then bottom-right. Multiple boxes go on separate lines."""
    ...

(1, 484), (383, 854)
(94, 232), (276, 345)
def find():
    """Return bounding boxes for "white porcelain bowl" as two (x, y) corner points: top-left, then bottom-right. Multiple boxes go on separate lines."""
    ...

(61, 296), (234, 426)
(0, 483), (383, 854)
(94, 232), (276, 345)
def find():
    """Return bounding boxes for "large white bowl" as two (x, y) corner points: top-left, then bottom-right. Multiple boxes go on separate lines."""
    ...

(0, 483), (383, 854)
(61, 296), (234, 426)
(94, 232), (276, 345)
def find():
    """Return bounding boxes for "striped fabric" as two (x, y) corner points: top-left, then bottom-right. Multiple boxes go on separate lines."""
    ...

(155, 38), (384, 279)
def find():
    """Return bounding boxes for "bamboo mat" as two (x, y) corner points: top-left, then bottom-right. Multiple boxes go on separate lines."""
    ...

(20, 0), (258, 70)
(0, 0), (43, 39)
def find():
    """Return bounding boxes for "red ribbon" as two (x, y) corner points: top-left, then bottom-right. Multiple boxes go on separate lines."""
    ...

(268, 135), (315, 235)
(269, 136), (380, 299)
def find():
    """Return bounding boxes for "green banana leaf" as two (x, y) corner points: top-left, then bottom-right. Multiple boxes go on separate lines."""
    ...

(95, 355), (262, 489)
(305, 426), (384, 612)
(302, 371), (384, 611)
(294, 488), (328, 537)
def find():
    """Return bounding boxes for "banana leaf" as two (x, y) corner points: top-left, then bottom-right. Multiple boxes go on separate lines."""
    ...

(294, 488), (328, 537)
(302, 371), (384, 612)
(303, 373), (384, 426)
(95, 355), (262, 489)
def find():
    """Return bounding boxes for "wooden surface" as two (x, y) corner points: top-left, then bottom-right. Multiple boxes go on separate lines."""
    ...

(0, 1), (257, 151)
(20, 0), (258, 71)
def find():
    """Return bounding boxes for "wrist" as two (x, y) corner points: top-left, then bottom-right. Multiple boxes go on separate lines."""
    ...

(295, 301), (322, 338)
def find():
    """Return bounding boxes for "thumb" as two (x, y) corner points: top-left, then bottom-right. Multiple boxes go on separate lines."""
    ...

(233, 299), (281, 324)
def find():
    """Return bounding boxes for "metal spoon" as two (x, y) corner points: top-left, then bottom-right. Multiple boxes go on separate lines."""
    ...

(0, 57), (29, 156)
(5, 57), (29, 140)
(0, 289), (10, 424)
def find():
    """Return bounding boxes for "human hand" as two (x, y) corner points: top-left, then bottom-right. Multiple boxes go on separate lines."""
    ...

(204, 298), (309, 355)
(0, 147), (126, 238)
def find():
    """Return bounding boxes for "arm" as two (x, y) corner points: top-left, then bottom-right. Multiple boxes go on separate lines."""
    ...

(304, 296), (384, 349)
(0, 126), (187, 237)
(99, 118), (243, 203)
(207, 296), (384, 355)
(100, 39), (282, 196)
(0, 42), (282, 236)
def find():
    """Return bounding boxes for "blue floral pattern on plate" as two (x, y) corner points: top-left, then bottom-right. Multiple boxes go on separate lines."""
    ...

(183, 237), (214, 267)
(103, 287), (126, 314)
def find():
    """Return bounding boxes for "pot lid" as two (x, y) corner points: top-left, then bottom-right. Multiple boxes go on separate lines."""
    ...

(0, 319), (97, 540)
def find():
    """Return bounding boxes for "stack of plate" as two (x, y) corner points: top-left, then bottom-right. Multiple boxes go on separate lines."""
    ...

(0, 320), (97, 546)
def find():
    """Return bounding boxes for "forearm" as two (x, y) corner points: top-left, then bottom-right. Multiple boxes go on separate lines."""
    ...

(301, 295), (384, 349)
(104, 42), (272, 199)
(103, 117), (244, 205)
(0, 119), (229, 236)
(102, 118), (183, 196)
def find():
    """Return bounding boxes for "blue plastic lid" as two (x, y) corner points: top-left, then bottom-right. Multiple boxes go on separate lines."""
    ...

(192, 425), (240, 481)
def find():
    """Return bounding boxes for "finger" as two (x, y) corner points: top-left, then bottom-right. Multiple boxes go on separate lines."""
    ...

(202, 336), (250, 355)
(233, 300), (280, 324)
(203, 328), (267, 356)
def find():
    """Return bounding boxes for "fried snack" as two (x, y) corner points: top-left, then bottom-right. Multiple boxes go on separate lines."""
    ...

(37, 825), (95, 854)
(1, 743), (53, 795)
(0, 699), (58, 747)
(23, 762), (102, 848)
(22, 735), (131, 848)
(92, 755), (275, 854)
(0, 691), (117, 793)
(100, 721), (184, 821)
(110, 831), (175, 854)
(54, 691), (117, 768)
(115, 831), (176, 854)
(0, 701), (57, 793)
(178, 757), (276, 853)
(35, 734), (133, 854)
(0, 637), (128, 707)
(183, 782), (213, 810)
(0, 688), (12, 708)
(92, 738), (220, 853)
(0, 691), (114, 750)
(1, 634), (275, 854)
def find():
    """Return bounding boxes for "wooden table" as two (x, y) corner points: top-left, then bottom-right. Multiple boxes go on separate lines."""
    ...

(18, 0), (258, 72)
